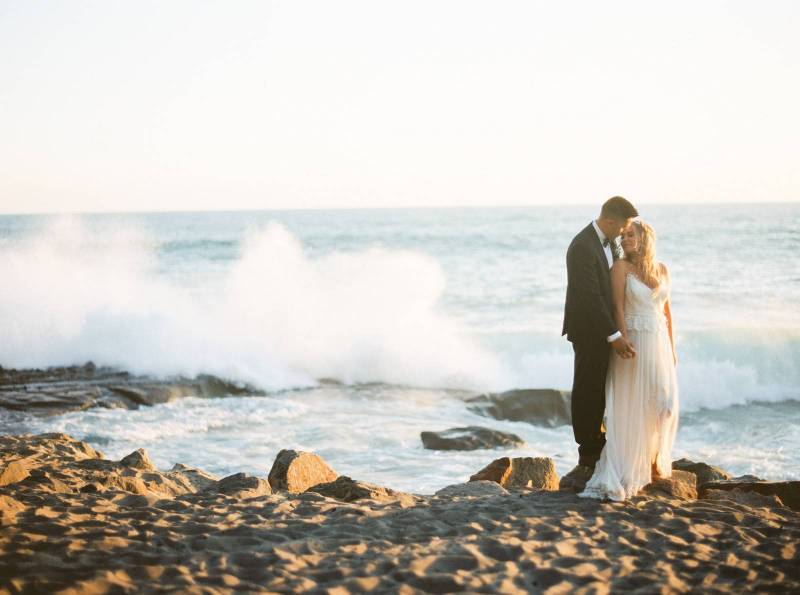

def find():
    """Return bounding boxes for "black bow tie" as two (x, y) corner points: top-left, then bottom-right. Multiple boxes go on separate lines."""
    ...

(602, 239), (611, 247)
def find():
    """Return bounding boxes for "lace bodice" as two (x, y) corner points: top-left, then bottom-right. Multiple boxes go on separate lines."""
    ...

(624, 272), (670, 332)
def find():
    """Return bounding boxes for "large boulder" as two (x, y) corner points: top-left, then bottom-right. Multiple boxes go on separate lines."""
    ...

(671, 458), (731, 485)
(641, 470), (698, 500)
(435, 480), (510, 498)
(698, 480), (800, 512)
(268, 449), (338, 493)
(420, 426), (525, 451)
(464, 389), (571, 428)
(307, 475), (417, 506)
(470, 456), (559, 490)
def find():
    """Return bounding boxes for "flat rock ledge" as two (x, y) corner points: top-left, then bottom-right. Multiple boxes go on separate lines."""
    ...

(0, 362), (264, 416)
(698, 479), (800, 512)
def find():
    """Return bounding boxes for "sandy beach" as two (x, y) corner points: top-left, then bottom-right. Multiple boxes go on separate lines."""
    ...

(1, 432), (798, 594)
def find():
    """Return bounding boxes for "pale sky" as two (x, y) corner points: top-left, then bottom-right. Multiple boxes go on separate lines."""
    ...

(1, 0), (798, 214)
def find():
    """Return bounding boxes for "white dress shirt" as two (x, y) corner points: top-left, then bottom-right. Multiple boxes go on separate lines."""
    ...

(591, 220), (622, 343)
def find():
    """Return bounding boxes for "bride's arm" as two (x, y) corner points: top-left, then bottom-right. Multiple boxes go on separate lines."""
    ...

(610, 261), (628, 343)
(664, 300), (676, 364)
(661, 263), (677, 365)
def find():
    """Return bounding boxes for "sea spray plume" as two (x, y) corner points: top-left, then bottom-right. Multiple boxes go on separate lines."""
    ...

(215, 221), (510, 389)
(0, 216), (183, 367)
(0, 217), (509, 392)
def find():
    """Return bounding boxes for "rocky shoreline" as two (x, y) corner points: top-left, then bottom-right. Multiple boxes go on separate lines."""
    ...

(2, 365), (799, 592)
(0, 363), (266, 417)
(1, 432), (798, 593)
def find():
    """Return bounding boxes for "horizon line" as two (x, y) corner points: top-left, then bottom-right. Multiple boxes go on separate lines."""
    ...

(1, 199), (798, 217)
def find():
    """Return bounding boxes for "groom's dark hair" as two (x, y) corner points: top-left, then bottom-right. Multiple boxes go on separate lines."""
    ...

(600, 196), (638, 220)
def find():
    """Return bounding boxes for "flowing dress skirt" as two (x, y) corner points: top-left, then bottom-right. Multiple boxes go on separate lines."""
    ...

(577, 317), (680, 501)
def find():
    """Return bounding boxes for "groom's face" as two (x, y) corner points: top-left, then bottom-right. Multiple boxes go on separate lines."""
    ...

(601, 217), (632, 240)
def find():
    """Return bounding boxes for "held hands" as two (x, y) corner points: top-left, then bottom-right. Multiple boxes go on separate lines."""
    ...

(612, 335), (636, 359)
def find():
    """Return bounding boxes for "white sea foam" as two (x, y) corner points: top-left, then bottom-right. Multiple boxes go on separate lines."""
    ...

(0, 216), (509, 392)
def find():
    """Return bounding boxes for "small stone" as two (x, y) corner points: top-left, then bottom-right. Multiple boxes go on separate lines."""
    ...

(119, 449), (156, 472)
(470, 456), (559, 490)
(209, 473), (272, 498)
(268, 449), (337, 493)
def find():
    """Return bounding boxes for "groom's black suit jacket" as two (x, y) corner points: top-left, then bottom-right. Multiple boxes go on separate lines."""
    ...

(562, 223), (620, 343)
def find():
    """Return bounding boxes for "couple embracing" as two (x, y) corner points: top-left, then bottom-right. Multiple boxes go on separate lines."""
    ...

(562, 196), (680, 501)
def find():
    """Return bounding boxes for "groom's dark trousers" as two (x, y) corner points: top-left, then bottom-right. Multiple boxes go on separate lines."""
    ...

(562, 223), (620, 467)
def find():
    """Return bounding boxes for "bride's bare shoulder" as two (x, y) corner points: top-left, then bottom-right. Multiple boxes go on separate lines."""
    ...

(611, 259), (631, 273)
(610, 259), (631, 280)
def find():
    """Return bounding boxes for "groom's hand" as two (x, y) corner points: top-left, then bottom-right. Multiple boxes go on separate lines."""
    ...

(612, 336), (636, 358)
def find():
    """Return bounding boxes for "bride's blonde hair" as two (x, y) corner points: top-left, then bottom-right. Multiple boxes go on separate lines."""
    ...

(625, 220), (662, 286)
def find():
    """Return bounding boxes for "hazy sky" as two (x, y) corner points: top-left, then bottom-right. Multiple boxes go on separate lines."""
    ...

(1, 1), (798, 214)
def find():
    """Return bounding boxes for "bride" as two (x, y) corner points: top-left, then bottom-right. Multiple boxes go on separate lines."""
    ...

(578, 220), (680, 501)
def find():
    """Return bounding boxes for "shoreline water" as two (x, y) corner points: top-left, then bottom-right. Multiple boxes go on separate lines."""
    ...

(2, 364), (798, 495)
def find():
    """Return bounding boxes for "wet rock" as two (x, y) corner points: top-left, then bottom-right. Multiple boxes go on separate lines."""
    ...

(119, 448), (156, 472)
(464, 389), (571, 428)
(435, 480), (510, 498)
(470, 456), (559, 490)
(0, 364), (265, 416)
(698, 480), (800, 512)
(671, 458), (731, 485)
(268, 449), (338, 493)
(420, 426), (525, 451)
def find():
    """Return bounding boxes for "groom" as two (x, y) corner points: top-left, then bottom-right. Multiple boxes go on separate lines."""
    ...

(562, 196), (639, 475)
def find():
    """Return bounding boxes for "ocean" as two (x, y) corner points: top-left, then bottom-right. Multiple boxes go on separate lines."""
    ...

(0, 204), (797, 494)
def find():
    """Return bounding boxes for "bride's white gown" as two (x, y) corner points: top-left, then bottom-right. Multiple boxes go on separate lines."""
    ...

(578, 271), (680, 501)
